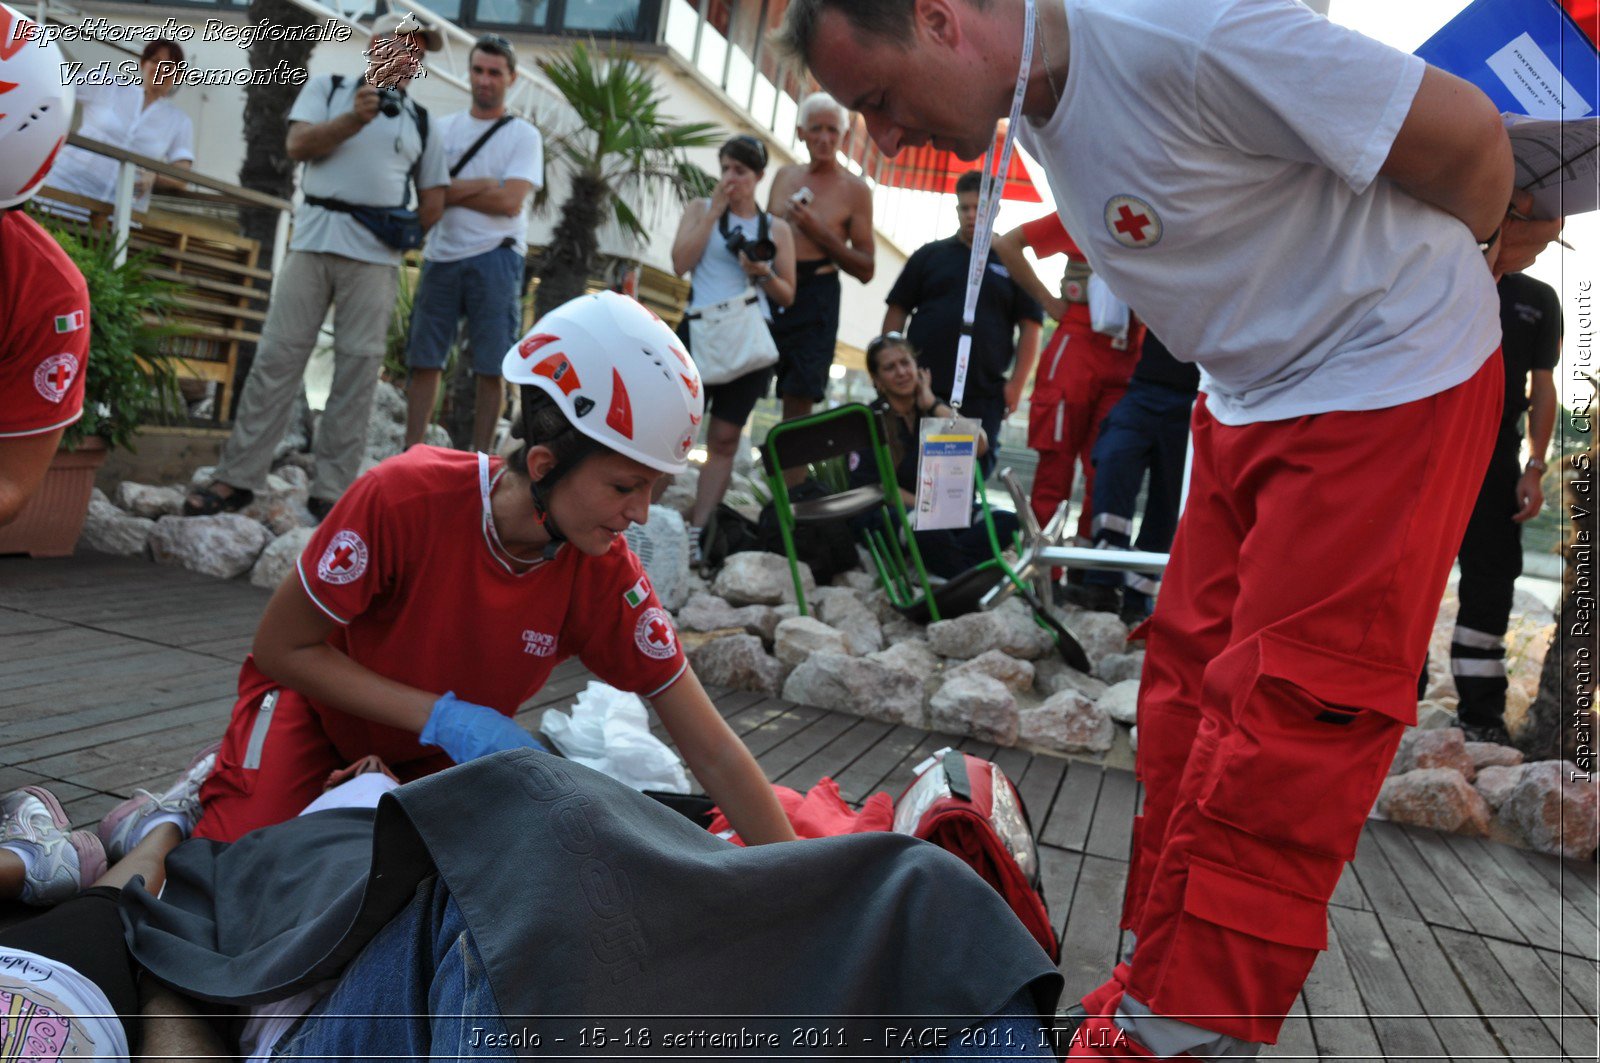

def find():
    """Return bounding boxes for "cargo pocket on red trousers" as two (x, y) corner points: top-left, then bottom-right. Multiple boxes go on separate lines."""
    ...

(1195, 631), (1414, 862)
(1149, 856), (1328, 1039)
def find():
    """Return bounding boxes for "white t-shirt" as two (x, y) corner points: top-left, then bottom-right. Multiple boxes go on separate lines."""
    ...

(1018, 0), (1501, 425)
(287, 74), (450, 267)
(48, 80), (195, 212)
(0, 947), (131, 1061)
(425, 112), (544, 263)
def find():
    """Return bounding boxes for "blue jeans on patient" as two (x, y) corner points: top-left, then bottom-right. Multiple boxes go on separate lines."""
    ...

(274, 878), (1050, 1060)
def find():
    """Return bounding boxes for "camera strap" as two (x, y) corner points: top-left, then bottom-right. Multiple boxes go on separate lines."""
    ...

(717, 207), (769, 246)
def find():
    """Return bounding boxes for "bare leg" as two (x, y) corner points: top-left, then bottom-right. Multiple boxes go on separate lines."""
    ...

(139, 980), (229, 1061)
(689, 417), (743, 529)
(0, 849), (23, 900)
(91, 822), (182, 894)
(472, 373), (505, 455)
(405, 368), (444, 450)
(780, 394), (818, 487)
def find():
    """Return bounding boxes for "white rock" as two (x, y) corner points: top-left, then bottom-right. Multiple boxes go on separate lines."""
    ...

(928, 673), (1019, 746)
(1034, 658), (1109, 701)
(80, 494), (154, 556)
(274, 465), (311, 491)
(832, 569), (877, 592)
(241, 472), (314, 536)
(188, 465), (217, 491)
(946, 649), (1035, 693)
(1378, 768), (1491, 835)
(658, 485), (697, 518)
(1466, 742), (1524, 770)
(365, 381), (408, 464)
(927, 609), (1054, 661)
(1473, 764), (1527, 810)
(1021, 688), (1113, 754)
(1497, 760), (1599, 860)
(422, 424), (452, 449)
(1097, 680), (1141, 726)
(881, 611), (923, 644)
(783, 652), (924, 726)
(816, 592), (884, 655)
(250, 527), (315, 590)
(1067, 611), (1131, 667)
(773, 616), (851, 668)
(148, 514), (272, 579)
(688, 634), (782, 695)
(1129, 724), (1138, 751)
(677, 593), (748, 632)
(1097, 651), (1145, 686)
(713, 551), (815, 606)
(869, 639), (939, 679)
(1415, 701), (1458, 730)
(624, 505), (691, 611)
(114, 482), (186, 519)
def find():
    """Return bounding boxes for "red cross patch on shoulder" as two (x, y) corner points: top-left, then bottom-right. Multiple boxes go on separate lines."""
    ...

(33, 353), (78, 404)
(634, 606), (677, 660)
(317, 530), (368, 585)
(1104, 195), (1162, 249)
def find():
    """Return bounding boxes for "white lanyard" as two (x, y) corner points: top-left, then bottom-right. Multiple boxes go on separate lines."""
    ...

(950, 0), (1036, 412)
(479, 452), (549, 574)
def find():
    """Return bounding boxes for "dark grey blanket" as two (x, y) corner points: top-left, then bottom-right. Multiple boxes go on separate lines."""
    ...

(122, 751), (1061, 1054)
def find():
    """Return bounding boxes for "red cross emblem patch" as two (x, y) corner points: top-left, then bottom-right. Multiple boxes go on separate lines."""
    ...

(634, 606), (678, 660)
(316, 530), (369, 585)
(32, 354), (78, 404)
(1104, 195), (1162, 249)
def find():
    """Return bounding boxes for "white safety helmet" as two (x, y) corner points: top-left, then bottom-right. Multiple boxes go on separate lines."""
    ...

(0, 4), (74, 210)
(503, 290), (705, 475)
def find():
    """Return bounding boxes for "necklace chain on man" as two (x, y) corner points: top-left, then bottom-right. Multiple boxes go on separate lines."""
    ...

(1038, 12), (1061, 105)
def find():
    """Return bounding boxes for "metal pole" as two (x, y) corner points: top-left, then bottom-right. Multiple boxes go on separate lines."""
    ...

(112, 161), (135, 267)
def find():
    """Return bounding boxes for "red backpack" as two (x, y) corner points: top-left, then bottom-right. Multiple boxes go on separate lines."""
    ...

(894, 749), (1060, 962)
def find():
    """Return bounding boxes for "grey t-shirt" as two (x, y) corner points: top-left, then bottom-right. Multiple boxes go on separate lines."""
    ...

(287, 73), (450, 267)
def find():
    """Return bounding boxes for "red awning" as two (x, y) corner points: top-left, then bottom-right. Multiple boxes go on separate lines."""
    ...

(871, 125), (1042, 202)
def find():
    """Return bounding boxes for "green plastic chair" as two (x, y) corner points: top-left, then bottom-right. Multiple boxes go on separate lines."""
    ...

(759, 404), (940, 619)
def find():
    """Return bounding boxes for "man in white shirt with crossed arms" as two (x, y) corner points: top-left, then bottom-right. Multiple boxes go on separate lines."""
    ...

(774, 0), (1566, 1058)
(405, 34), (543, 454)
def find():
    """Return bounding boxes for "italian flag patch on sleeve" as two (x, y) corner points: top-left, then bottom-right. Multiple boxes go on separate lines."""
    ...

(623, 576), (651, 608)
(54, 310), (85, 333)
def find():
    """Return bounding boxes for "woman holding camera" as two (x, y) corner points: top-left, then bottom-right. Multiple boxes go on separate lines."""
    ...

(670, 134), (796, 563)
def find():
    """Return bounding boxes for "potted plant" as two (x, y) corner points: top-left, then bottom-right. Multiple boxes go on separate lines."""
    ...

(0, 222), (180, 557)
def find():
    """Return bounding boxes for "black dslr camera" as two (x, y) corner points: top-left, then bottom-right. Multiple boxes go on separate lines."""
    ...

(377, 86), (404, 117)
(719, 209), (775, 263)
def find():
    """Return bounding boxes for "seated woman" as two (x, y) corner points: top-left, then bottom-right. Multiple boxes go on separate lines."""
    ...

(123, 750), (1066, 1060)
(191, 292), (795, 847)
(852, 332), (1021, 578)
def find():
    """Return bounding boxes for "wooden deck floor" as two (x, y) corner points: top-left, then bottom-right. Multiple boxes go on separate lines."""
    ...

(1, 551), (1596, 1061)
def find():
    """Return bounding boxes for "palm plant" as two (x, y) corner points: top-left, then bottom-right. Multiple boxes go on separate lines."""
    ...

(533, 42), (721, 319)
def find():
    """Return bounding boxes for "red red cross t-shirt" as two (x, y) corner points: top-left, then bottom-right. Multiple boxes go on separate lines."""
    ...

(0, 212), (90, 439)
(295, 447), (688, 766)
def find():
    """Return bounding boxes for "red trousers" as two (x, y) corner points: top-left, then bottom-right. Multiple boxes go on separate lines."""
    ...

(1113, 356), (1502, 1046)
(1029, 323), (1137, 539)
(194, 657), (453, 842)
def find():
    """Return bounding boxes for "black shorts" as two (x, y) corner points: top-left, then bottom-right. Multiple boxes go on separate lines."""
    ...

(0, 886), (141, 1046)
(771, 267), (841, 402)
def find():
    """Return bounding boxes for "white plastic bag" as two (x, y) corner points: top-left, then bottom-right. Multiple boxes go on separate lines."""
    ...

(1088, 274), (1130, 341)
(539, 680), (692, 793)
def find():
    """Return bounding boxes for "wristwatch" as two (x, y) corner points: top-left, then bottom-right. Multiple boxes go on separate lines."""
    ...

(1526, 457), (1549, 474)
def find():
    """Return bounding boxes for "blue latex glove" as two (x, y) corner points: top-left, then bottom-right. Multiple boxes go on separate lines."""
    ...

(421, 692), (546, 765)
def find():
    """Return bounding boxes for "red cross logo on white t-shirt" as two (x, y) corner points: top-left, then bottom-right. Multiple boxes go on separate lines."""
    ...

(1104, 195), (1162, 249)
(635, 606), (677, 660)
(32, 353), (78, 403)
(317, 530), (369, 585)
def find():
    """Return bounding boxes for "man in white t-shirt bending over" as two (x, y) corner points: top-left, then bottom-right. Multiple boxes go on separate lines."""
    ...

(775, 0), (1566, 1058)
(404, 34), (543, 454)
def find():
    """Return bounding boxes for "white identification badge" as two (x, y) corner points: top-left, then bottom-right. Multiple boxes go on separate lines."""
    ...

(914, 417), (980, 531)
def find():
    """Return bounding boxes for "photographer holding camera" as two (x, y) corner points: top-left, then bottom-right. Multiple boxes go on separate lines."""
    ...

(670, 134), (795, 564)
(187, 11), (448, 521)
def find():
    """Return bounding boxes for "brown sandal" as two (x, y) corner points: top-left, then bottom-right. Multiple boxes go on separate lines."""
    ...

(182, 484), (254, 517)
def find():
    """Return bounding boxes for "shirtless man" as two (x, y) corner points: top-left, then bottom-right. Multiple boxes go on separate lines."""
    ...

(767, 93), (876, 424)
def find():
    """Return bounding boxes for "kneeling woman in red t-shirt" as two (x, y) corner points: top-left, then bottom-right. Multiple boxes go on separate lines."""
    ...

(191, 292), (795, 846)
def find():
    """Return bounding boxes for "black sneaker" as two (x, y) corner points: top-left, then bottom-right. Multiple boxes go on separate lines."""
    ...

(1058, 583), (1121, 613)
(307, 497), (336, 524)
(1461, 721), (1513, 746)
